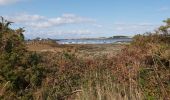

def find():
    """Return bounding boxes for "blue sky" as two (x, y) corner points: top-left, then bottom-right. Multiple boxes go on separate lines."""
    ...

(0, 0), (170, 39)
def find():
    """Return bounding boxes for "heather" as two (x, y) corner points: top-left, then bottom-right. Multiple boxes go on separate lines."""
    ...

(0, 17), (170, 100)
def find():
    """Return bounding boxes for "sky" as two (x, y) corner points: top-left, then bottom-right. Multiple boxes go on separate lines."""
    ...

(0, 0), (170, 39)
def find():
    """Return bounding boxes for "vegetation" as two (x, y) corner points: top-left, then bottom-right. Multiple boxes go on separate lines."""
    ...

(0, 17), (45, 99)
(112, 18), (170, 99)
(108, 35), (131, 39)
(0, 17), (169, 100)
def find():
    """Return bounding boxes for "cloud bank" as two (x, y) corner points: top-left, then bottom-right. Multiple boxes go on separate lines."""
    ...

(111, 22), (160, 35)
(4, 13), (160, 39)
(5, 13), (101, 39)
(5, 13), (95, 29)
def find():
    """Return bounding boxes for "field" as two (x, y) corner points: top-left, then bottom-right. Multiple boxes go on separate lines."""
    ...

(0, 18), (170, 100)
(25, 43), (139, 100)
(27, 43), (126, 57)
(25, 40), (170, 100)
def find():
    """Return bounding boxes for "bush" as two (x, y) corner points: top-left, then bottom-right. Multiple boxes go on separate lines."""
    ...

(112, 19), (170, 99)
(0, 17), (45, 99)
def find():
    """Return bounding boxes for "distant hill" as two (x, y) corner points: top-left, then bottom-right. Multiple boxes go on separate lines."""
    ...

(108, 35), (131, 39)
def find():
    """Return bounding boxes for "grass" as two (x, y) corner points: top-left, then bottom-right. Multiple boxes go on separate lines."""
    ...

(1, 34), (169, 99)
(23, 34), (170, 100)
(28, 51), (144, 100)
(1, 17), (170, 99)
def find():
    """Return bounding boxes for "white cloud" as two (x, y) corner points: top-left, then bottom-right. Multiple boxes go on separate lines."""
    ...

(5, 13), (45, 23)
(0, 0), (22, 5)
(157, 7), (169, 12)
(61, 30), (94, 35)
(4, 13), (101, 39)
(111, 22), (160, 34)
(24, 29), (103, 39)
(4, 13), (162, 39)
(113, 22), (156, 27)
(93, 24), (103, 28)
(5, 13), (95, 28)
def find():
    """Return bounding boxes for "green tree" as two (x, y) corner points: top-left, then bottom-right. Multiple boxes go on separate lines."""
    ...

(163, 18), (170, 26)
(159, 18), (170, 34)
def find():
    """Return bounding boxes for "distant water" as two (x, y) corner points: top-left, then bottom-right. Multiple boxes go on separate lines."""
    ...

(57, 38), (132, 44)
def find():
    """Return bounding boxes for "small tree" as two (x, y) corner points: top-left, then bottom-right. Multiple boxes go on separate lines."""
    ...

(159, 18), (170, 35)
(0, 16), (13, 33)
(163, 18), (170, 26)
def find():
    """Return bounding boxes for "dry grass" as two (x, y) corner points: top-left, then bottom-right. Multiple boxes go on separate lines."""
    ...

(26, 43), (125, 58)
(25, 37), (170, 99)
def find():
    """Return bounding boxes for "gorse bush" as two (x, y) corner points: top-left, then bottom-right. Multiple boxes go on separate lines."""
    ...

(0, 17), (45, 99)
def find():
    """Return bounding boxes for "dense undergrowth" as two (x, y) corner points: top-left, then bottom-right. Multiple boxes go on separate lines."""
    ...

(0, 17), (170, 100)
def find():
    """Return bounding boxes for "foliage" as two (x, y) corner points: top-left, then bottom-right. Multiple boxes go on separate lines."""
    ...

(0, 17), (170, 100)
(112, 18), (170, 99)
(0, 17), (44, 99)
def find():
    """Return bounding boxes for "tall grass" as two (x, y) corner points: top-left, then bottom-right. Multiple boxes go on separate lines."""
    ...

(76, 69), (143, 100)
(1, 17), (170, 99)
(111, 33), (170, 99)
(21, 32), (170, 100)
